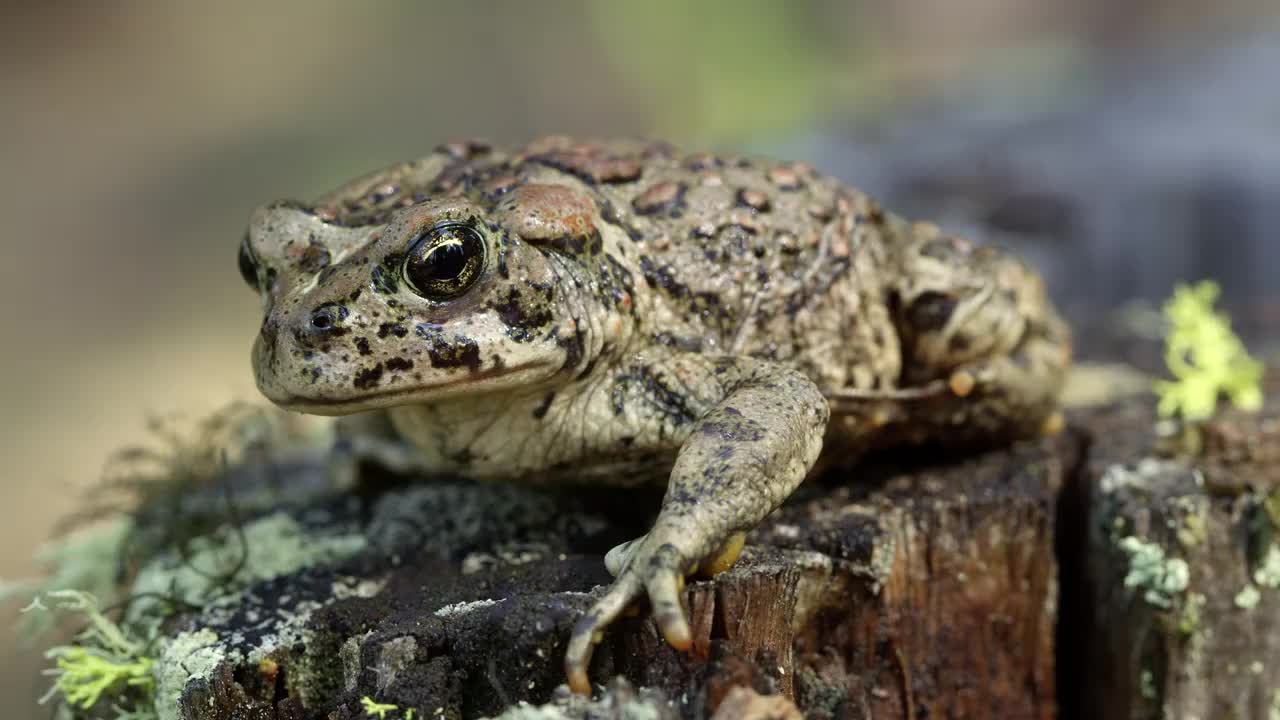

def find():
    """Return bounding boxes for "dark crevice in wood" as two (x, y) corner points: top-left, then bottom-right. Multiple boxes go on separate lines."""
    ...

(1054, 425), (1095, 719)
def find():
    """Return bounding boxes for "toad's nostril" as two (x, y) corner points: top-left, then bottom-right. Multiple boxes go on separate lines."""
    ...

(306, 303), (349, 335)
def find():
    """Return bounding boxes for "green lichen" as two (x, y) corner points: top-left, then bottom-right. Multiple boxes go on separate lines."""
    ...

(1119, 536), (1190, 609)
(1153, 280), (1263, 421)
(32, 591), (157, 719)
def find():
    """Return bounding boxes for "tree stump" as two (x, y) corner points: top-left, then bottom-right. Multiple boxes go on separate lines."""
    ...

(1059, 369), (1280, 720)
(52, 366), (1280, 719)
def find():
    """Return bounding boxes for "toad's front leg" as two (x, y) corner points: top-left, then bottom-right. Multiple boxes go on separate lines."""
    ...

(564, 356), (829, 694)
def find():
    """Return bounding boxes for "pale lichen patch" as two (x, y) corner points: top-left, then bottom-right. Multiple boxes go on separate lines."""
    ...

(1118, 536), (1189, 609)
(155, 629), (222, 720)
(1234, 584), (1261, 610)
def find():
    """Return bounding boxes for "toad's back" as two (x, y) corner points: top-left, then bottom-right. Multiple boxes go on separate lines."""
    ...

(306, 136), (905, 397)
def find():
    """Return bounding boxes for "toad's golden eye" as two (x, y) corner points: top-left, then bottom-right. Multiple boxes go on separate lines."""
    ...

(402, 222), (486, 300)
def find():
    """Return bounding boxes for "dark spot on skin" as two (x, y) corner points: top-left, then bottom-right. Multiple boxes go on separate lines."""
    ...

(368, 183), (399, 203)
(353, 364), (384, 389)
(949, 333), (972, 352)
(558, 325), (586, 372)
(297, 243), (331, 273)
(692, 223), (717, 239)
(386, 357), (413, 372)
(610, 365), (696, 426)
(599, 199), (622, 226)
(532, 391), (555, 419)
(354, 337), (372, 356)
(415, 324), (482, 371)
(542, 228), (603, 257)
(639, 256), (685, 297)
(348, 288), (362, 302)
(909, 291), (958, 332)
(699, 407), (765, 442)
(596, 199), (646, 242)
(377, 323), (409, 339)
(480, 173), (518, 200)
(491, 287), (553, 342)
(685, 153), (724, 171)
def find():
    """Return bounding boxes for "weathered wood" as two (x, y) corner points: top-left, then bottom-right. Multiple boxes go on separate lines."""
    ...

(88, 367), (1280, 719)
(1060, 370), (1280, 720)
(133, 426), (1071, 720)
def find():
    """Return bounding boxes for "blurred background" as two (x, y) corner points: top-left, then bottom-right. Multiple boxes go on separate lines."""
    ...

(2, 0), (1278, 711)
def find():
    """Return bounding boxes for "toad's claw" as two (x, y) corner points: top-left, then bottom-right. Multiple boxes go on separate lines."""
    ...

(565, 571), (642, 695)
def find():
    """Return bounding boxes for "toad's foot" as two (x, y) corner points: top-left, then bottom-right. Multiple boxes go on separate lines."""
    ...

(564, 356), (828, 695)
(565, 529), (751, 695)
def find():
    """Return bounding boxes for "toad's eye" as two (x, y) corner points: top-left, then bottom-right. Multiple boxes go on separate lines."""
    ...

(402, 221), (486, 300)
(238, 234), (259, 290)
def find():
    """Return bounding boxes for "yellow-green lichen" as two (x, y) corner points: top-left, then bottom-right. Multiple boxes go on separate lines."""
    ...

(1153, 280), (1263, 421)
(33, 591), (156, 718)
(1119, 536), (1190, 609)
(361, 696), (415, 719)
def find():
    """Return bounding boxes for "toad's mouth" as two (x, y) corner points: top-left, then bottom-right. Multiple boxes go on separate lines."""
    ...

(267, 361), (556, 416)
